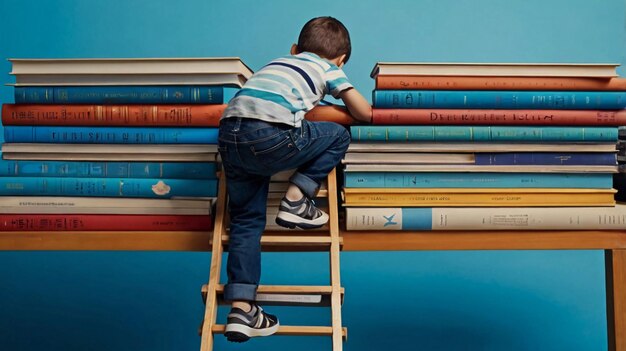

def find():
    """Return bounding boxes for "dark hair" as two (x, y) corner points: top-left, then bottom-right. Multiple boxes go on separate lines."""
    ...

(297, 16), (351, 64)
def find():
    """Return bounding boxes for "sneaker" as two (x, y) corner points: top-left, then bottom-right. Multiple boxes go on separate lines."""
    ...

(275, 196), (329, 229)
(224, 304), (280, 342)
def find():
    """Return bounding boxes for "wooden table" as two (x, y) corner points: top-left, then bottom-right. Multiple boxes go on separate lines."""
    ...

(1, 229), (624, 350)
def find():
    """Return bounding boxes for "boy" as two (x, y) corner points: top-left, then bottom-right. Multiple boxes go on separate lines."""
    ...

(218, 16), (371, 342)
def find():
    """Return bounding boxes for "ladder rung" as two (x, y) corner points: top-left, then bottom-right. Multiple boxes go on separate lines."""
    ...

(201, 284), (345, 306)
(219, 235), (341, 252)
(212, 324), (347, 339)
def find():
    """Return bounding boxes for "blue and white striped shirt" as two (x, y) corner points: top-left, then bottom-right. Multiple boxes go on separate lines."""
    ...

(222, 52), (353, 127)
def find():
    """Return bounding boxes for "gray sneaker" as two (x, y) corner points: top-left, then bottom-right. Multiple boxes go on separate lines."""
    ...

(275, 196), (329, 229)
(224, 304), (279, 342)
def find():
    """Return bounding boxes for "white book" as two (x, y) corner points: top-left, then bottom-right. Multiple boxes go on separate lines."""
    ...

(345, 205), (626, 231)
(344, 164), (618, 173)
(343, 152), (474, 164)
(370, 62), (619, 78)
(9, 57), (253, 76)
(10, 73), (247, 88)
(255, 293), (322, 304)
(347, 142), (617, 153)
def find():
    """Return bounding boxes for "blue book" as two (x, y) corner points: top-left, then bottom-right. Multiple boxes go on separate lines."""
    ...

(0, 177), (217, 198)
(3, 126), (219, 144)
(0, 159), (217, 179)
(474, 152), (617, 165)
(344, 172), (613, 188)
(14, 86), (224, 104)
(350, 126), (618, 142)
(372, 90), (626, 109)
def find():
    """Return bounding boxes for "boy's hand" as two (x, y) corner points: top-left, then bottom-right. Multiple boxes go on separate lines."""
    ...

(338, 88), (372, 123)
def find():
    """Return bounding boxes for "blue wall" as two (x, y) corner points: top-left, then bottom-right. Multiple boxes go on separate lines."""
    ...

(0, 0), (624, 350)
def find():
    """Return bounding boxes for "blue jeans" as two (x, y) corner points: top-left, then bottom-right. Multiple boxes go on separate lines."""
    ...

(217, 117), (350, 301)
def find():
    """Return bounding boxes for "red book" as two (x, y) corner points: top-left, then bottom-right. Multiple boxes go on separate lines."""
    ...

(1, 104), (227, 127)
(0, 214), (213, 231)
(376, 75), (626, 91)
(372, 108), (626, 126)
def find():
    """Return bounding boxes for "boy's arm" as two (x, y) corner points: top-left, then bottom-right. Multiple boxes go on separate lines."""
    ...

(338, 87), (372, 123)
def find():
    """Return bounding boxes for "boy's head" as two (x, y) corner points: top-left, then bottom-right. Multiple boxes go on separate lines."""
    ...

(292, 16), (351, 67)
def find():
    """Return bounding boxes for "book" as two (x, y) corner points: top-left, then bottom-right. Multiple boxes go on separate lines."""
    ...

(343, 152), (616, 166)
(0, 196), (213, 215)
(345, 205), (626, 231)
(0, 177), (218, 198)
(2, 104), (227, 127)
(372, 90), (626, 110)
(0, 143), (218, 162)
(0, 214), (213, 231)
(341, 188), (617, 207)
(372, 109), (626, 126)
(375, 75), (626, 91)
(370, 62), (619, 78)
(10, 57), (253, 76)
(344, 164), (617, 173)
(0, 159), (217, 179)
(14, 86), (224, 104)
(305, 105), (355, 125)
(344, 172), (613, 189)
(10, 73), (247, 87)
(343, 152), (475, 164)
(347, 142), (617, 153)
(3, 126), (219, 144)
(350, 126), (618, 142)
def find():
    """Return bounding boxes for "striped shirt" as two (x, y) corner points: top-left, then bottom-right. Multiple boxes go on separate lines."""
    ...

(222, 52), (353, 127)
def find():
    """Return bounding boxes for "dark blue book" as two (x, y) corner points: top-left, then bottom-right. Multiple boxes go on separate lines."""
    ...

(0, 177), (217, 198)
(0, 158), (217, 179)
(474, 152), (617, 165)
(373, 90), (626, 109)
(3, 126), (218, 144)
(14, 86), (223, 104)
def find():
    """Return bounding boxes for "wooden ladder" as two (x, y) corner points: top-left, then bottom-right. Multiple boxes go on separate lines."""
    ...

(199, 168), (346, 350)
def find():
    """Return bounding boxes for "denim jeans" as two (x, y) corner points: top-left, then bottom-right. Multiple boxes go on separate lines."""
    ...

(217, 117), (350, 301)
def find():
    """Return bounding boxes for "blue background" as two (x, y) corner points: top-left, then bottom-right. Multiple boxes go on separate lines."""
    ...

(0, 0), (624, 350)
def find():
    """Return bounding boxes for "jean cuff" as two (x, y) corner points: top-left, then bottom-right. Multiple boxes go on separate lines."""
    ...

(289, 172), (320, 198)
(223, 283), (257, 302)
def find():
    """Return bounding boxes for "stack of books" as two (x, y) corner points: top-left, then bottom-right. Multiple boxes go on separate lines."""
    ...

(0, 57), (253, 232)
(344, 62), (626, 231)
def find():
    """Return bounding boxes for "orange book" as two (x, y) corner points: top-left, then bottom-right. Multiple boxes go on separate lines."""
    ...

(372, 108), (626, 126)
(376, 75), (626, 91)
(1, 104), (227, 127)
(305, 105), (355, 125)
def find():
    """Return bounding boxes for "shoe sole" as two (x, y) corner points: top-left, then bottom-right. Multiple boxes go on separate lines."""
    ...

(275, 211), (329, 229)
(224, 322), (280, 342)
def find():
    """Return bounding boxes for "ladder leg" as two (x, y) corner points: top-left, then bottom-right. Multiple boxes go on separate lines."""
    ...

(200, 173), (228, 351)
(327, 168), (345, 350)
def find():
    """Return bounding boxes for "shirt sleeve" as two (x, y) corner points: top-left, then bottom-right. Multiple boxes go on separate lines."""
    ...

(325, 66), (354, 99)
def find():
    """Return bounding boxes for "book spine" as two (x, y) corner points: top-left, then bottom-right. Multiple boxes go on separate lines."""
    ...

(474, 153), (617, 165)
(0, 159), (217, 179)
(343, 172), (614, 189)
(372, 90), (626, 109)
(0, 214), (213, 231)
(3, 126), (219, 144)
(345, 206), (626, 231)
(14, 86), (224, 104)
(305, 105), (354, 125)
(350, 126), (618, 142)
(0, 177), (217, 198)
(372, 108), (626, 126)
(2, 104), (226, 127)
(342, 191), (615, 207)
(375, 76), (626, 91)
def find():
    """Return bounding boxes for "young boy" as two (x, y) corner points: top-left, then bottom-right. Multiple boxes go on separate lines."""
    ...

(218, 16), (371, 342)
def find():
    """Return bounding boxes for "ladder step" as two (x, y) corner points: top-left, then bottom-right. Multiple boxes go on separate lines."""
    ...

(212, 324), (347, 339)
(201, 284), (345, 306)
(219, 234), (341, 252)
